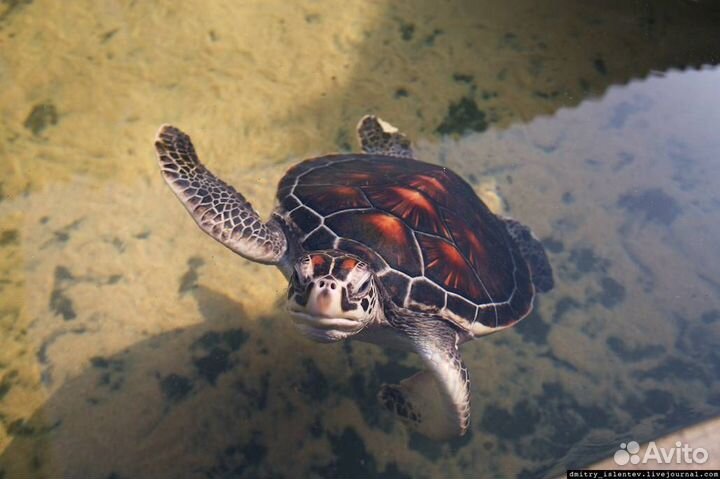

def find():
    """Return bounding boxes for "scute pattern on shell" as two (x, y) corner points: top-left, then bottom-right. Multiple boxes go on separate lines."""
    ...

(277, 154), (535, 333)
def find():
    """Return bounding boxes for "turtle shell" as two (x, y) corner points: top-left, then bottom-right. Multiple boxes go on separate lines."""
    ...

(276, 154), (534, 335)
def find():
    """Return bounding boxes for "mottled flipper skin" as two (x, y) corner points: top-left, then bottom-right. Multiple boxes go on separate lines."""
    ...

(357, 115), (414, 159)
(378, 309), (471, 439)
(504, 218), (554, 292)
(154, 125), (287, 264)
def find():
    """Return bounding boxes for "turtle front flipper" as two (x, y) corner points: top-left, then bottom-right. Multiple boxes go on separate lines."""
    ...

(356, 115), (414, 159)
(154, 125), (287, 265)
(379, 312), (470, 440)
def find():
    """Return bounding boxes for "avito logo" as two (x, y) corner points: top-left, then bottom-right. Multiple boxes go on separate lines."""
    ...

(614, 441), (709, 466)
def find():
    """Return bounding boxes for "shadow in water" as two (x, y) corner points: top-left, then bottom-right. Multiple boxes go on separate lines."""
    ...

(0, 286), (429, 478)
(2, 269), (717, 478)
(283, 0), (720, 142)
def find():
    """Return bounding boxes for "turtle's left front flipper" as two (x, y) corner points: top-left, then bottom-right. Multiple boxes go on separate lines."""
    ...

(154, 125), (287, 265)
(378, 312), (471, 440)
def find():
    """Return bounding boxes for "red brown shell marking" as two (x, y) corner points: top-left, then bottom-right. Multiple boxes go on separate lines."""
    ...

(442, 208), (516, 297)
(326, 211), (422, 277)
(364, 186), (451, 239)
(281, 155), (432, 190)
(415, 233), (487, 303)
(294, 184), (370, 216)
(278, 154), (535, 328)
(402, 172), (452, 205)
(285, 160), (392, 189)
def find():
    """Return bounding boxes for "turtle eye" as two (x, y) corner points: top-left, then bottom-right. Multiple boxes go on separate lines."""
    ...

(355, 278), (372, 296)
(291, 270), (306, 290)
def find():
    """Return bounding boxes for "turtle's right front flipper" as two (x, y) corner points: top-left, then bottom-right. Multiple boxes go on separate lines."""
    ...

(356, 115), (414, 159)
(154, 125), (287, 265)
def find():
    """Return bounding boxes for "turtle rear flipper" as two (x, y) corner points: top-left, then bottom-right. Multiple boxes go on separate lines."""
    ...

(503, 217), (554, 292)
(356, 115), (414, 159)
(155, 125), (287, 265)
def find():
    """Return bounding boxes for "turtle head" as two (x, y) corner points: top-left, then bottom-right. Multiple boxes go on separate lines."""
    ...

(287, 252), (382, 342)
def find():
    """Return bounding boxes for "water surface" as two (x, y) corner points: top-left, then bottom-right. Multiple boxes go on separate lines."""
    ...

(1, 1), (719, 477)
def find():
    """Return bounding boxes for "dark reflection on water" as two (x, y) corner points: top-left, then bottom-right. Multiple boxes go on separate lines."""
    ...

(1, 1), (720, 478)
(290, 0), (720, 138)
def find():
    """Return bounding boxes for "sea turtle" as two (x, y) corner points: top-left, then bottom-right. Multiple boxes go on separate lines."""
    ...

(154, 116), (553, 439)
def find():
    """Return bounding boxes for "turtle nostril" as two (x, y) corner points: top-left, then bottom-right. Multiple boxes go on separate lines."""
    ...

(319, 280), (325, 288)
(330, 283), (336, 290)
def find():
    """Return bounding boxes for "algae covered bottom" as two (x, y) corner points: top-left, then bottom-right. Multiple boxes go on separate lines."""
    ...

(0, 0), (719, 478)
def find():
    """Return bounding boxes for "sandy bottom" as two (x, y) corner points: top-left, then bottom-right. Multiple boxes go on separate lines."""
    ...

(1, 1), (719, 478)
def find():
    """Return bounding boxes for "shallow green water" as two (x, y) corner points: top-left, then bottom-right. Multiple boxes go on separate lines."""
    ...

(1, 1), (719, 478)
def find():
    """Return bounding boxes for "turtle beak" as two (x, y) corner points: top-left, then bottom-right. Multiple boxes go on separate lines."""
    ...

(305, 280), (340, 317)
(287, 278), (365, 341)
